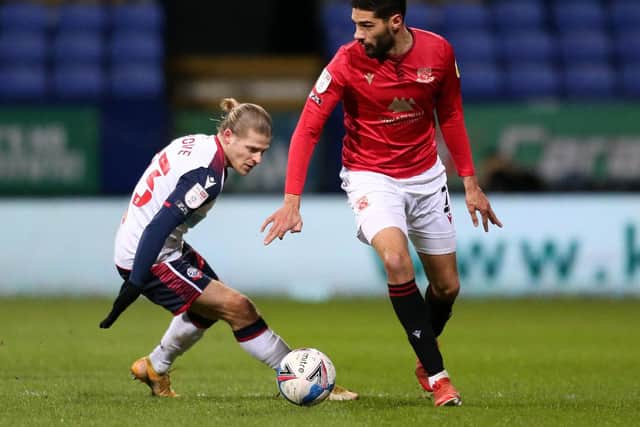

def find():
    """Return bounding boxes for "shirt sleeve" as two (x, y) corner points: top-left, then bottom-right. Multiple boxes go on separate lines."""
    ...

(129, 167), (222, 285)
(284, 49), (348, 195)
(435, 40), (475, 177)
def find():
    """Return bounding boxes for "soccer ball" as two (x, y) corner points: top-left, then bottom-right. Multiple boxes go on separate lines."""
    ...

(276, 348), (336, 406)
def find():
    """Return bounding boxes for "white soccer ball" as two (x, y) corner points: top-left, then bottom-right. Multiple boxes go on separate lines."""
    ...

(276, 348), (336, 406)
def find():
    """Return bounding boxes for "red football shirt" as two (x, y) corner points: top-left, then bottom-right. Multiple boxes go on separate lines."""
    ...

(285, 28), (475, 195)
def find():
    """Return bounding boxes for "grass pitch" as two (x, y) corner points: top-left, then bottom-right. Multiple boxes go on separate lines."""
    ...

(1, 297), (639, 426)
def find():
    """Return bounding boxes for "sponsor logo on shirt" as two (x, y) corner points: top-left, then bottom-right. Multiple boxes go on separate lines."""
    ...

(416, 67), (435, 84)
(388, 97), (416, 113)
(315, 68), (332, 94)
(185, 183), (208, 209)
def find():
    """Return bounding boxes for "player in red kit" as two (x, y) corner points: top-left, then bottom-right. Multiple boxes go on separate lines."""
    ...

(262, 0), (502, 407)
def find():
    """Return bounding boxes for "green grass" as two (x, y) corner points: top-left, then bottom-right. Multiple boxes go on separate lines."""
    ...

(1, 297), (639, 426)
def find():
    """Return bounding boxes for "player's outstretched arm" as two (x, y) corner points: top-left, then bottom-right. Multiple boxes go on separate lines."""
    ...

(261, 194), (304, 245)
(462, 176), (503, 232)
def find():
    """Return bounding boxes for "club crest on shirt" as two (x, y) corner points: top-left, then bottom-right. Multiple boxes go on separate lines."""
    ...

(416, 67), (435, 84)
(185, 183), (208, 209)
(186, 267), (203, 280)
(315, 68), (332, 94)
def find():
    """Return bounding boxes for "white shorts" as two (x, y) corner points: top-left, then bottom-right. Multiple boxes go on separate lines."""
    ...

(339, 160), (456, 255)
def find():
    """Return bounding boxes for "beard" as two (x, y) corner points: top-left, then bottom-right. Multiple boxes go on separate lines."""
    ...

(362, 28), (395, 60)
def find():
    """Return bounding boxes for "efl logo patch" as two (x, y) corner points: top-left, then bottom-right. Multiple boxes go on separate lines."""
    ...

(315, 68), (332, 94)
(185, 183), (208, 209)
(309, 92), (322, 105)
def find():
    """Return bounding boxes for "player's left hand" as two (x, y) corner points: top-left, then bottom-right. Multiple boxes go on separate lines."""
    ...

(99, 280), (142, 328)
(261, 194), (303, 245)
(463, 177), (502, 232)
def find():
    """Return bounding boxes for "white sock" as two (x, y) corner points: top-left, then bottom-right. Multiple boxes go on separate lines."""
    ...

(428, 369), (449, 388)
(149, 312), (205, 374)
(236, 327), (291, 369)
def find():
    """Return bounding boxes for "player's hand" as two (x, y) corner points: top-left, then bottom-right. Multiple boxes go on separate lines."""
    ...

(462, 176), (502, 232)
(99, 280), (142, 328)
(261, 194), (303, 245)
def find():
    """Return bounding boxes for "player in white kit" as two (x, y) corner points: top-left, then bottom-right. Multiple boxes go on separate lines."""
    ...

(100, 98), (357, 400)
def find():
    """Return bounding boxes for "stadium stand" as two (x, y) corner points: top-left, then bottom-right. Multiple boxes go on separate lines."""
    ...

(110, 63), (164, 99)
(0, 31), (48, 65)
(52, 64), (105, 100)
(564, 63), (616, 99)
(491, 0), (545, 33)
(0, 65), (47, 100)
(0, 3), (50, 31)
(505, 63), (560, 100)
(440, 2), (489, 32)
(56, 3), (107, 32)
(499, 31), (555, 65)
(0, 0), (165, 103)
(317, 0), (640, 101)
(610, 0), (640, 32)
(552, 1), (606, 33)
(53, 31), (103, 64)
(110, 2), (164, 32)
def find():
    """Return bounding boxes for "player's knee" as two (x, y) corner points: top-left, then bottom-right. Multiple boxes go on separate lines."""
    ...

(381, 251), (413, 278)
(226, 292), (258, 321)
(432, 278), (460, 301)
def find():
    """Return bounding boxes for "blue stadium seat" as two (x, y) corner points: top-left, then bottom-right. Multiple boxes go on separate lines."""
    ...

(563, 64), (616, 99)
(110, 2), (164, 31)
(0, 66), (47, 101)
(321, 2), (352, 55)
(610, 0), (640, 32)
(52, 64), (105, 100)
(553, 1), (605, 32)
(613, 31), (640, 65)
(491, 0), (545, 32)
(441, 3), (489, 33)
(459, 62), (503, 101)
(500, 30), (555, 64)
(0, 32), (47, 65)
(0, 3), (50, 31)
(505, 64), (560, 99)
(406, 3), (442, 33)
(53, 31), (104, 65)
(447, 31), (496, 65)
(110, 63), (164, 98)
(110, 31), (164, 63)
(559, 31), (611, 64)
(620, 64), (640, 98)
(56, 4), (107, 32)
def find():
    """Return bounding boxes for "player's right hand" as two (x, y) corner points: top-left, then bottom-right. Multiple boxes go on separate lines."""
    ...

(99, 280), (142, 328)
(261, 195), (303, 245)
